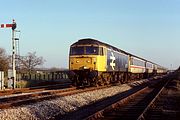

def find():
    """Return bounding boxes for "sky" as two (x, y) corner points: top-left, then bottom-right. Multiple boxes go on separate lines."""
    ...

(0, 0), (179, 69)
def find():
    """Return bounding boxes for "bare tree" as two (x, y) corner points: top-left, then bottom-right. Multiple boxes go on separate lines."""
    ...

(19, 52), (45, 73)
(0, 48), (9, 71)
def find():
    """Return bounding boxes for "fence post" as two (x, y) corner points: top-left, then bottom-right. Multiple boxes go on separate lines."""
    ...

(0, 71), (4, 90)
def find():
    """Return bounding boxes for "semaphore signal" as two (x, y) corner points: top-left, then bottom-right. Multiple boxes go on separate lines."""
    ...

(0, 19), (17, 89)
(0, 19), (16, 30)
(1, 24), (13, 28)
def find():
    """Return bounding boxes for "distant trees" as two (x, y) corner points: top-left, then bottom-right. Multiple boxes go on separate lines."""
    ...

(0, 48), (45, 73)
(0, 48), (9, 71)
(19, 52), (45, 73)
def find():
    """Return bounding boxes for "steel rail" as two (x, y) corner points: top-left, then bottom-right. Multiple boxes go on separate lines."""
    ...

(84, 78), (167, 120)
(0, 82), (72, 96)
(85, 85), (150, 120)
(137, 79), (171, 120)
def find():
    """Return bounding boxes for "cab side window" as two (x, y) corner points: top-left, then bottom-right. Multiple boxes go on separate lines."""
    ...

(99, 47), (104, 56)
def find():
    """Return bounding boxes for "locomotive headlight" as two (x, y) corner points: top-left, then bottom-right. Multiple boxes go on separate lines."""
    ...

(87, 60), (90, 63)
(76, 60), (79, 63)
(84, 66), (88, 69)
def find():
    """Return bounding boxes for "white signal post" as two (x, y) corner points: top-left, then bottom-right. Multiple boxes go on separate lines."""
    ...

(12, 20), (16, 89)
(0, 19), (17, 89)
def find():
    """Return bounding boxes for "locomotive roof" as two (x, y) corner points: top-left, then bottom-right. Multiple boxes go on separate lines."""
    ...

(71, 38), (166, 69)
(72, 38), (142, 58)
(72, 38), (128, 53)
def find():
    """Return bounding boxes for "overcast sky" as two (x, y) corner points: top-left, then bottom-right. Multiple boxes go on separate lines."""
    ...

(0, 0), (179, 69)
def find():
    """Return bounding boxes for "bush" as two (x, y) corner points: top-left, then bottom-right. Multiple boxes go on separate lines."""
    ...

(16, 80), (29, 88)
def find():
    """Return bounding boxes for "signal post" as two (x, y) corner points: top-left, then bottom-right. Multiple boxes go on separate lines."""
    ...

(0, 20), (17, 89)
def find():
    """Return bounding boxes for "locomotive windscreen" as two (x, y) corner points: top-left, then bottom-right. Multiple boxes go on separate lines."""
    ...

(70, 46), (99, 55)
(86, 46), (98, 55)
(70, 46), (84, 55)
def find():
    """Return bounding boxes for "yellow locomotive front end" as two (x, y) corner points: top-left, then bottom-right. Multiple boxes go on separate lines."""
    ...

(69, 39), (106, 86)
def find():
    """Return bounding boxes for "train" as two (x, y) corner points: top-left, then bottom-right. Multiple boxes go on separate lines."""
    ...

(69, 38), (167, 87)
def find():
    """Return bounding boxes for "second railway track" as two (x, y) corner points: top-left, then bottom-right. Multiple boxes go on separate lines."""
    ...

(84, 75), (174, 120)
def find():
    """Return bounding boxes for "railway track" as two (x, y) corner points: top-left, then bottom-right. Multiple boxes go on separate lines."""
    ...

(0, 75), (172, 119)
(54, 78), (157, 119)
(54, 75), (173, 120)
(84, 75), (172, 120)
(142, 79), (180, 120)
(0, 82), (72, 96)
(0, 85), (110, 109)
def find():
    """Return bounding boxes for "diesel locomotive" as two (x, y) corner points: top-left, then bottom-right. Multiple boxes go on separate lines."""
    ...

(69, 38), (167, 86)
